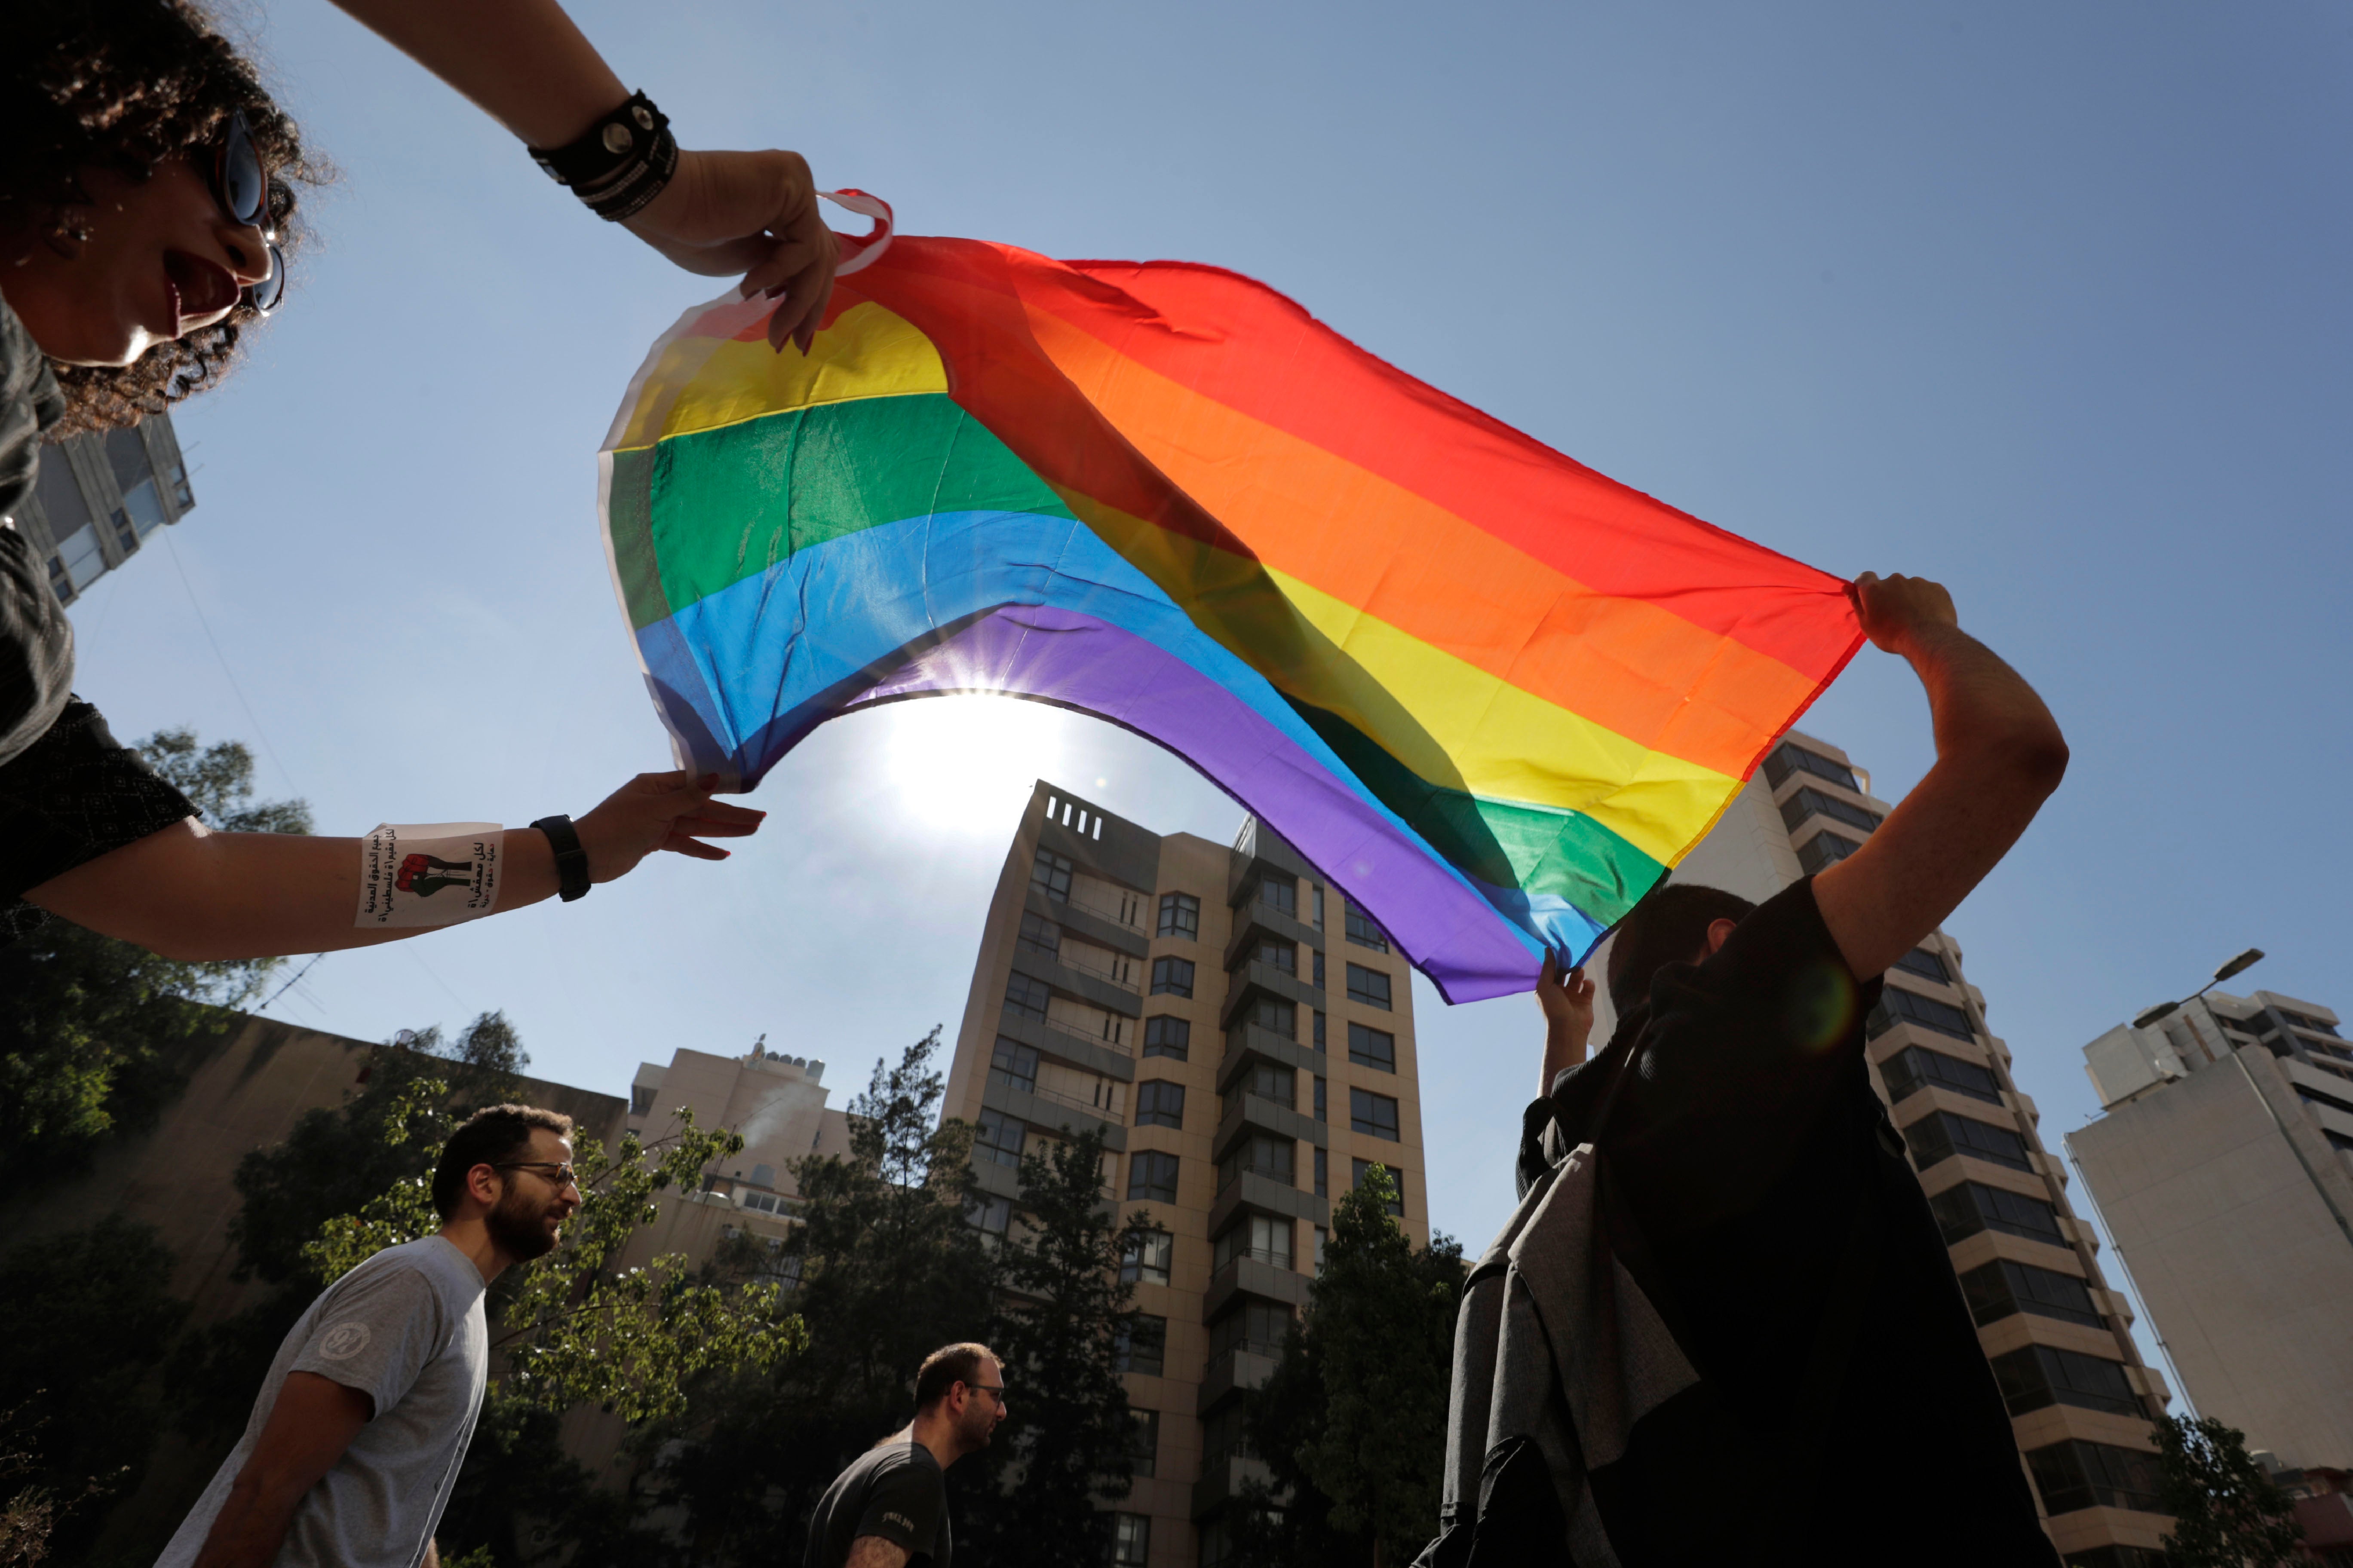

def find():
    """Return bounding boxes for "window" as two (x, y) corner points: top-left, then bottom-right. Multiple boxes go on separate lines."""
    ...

(1764, 743), (1860, 792)
(967, 1194), (1012, 1236)
(1959, 1260), (2103, 1330)
(1157, 891), (1200, 939)
(1256, 877), (1298, 916)
(1203, 1403), (1254, 1466)
(1779, 786), (1884, 836)
(1350, 1087), (1401, 1140)
(1348, 1023), (1397, 1072)
(49, 524), (103, 597)
(1143, 1016), (1191, 1060)
(1796, 830), (1863, 873)
(629, 1084), (656, 1117)
(1115, 1313), (1168, 1375)
(1018, 910), (1062, 960)
(1870, 985), (1977, 1042)
(1346, 963), (1393, 1010)
(1312, 885), (1325, 928)
(1214, 1213), (1293, 1271)
(1313, 1075), (1327, 1123)
(1151, 956), (1196, 997)
(990, 1037), (1040, 1095)
(1031, 848), (1073, 900)
(2280, 1008), (2340, 1037)
(1249, 937), (1297, 974)
(749, 1163), (776, 1188)
(1313, 1146), (1328, 1197)
(1127, 1149), (1180, 1203)
(1129, 1409), (1160, 1477)
(1219, 1135), (1294, 1189)
(1344, 897), (1390, 952)
(1352, 1158), (1406, 1216)
(1005, 971), (1052, 1022)
(1246, 994), (1297, 1038)
(1120, 1230), (1172, 1286)
(1893, 946), (1952, 983)
(975, 1109), (1025, 1167)
(740, 1191), (787, 1216)
(1136, 1081), (1186, 1129)
(1991, 1345), (2141, 1418)
(1929, 1181), (2065, 1247)
(1905, 1110), (2033, 1173)
(1880, 1046), (2001, 1106)
(1238, 1061), (1293, 1107)
(1314, 1225), (1329, 1274)
(1312, 949), (1326, 988)
(1210, 1301), (1292, 1359)
(1313, 1010), (1326, 1050)
(2025, 1440), (2163, 1516)
(1110, 1513), (1150, 1567)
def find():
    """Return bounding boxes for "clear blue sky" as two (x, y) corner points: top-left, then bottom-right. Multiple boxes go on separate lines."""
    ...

(72, 0), (2350, 1372)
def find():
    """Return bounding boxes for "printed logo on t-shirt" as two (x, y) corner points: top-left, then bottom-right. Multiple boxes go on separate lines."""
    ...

(317, 1321), (373, 1361)
(881, 1512), (915, 1531)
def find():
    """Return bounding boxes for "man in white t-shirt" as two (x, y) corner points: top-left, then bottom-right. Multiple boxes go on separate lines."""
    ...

(158, 1104), (583, 1568)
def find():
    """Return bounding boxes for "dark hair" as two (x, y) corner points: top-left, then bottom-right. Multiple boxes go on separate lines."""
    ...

(914, 1342), (999, 1411)
(1, 0), (327, 435)
(430, 1104), (574, 1219)
(1606, 882), (1757, 1014)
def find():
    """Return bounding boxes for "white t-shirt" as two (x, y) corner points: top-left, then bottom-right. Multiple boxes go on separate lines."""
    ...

(156, 1235), (490, 1568)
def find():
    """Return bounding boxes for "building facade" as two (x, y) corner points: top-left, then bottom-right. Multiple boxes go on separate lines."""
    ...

(943, 782), (1425, 1568)
(8, 412), (197, 604)
(1592, 731), (2177, 1568)
(2068, 989), (2353, 1477)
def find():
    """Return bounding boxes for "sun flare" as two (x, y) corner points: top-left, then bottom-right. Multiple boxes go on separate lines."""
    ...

(882, 693), (1071, 835)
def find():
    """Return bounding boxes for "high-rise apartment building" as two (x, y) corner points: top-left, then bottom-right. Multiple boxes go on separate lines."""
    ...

(2068, 988), (2353, 1478)
(1593, 731), (2176, 1568)
(944, 782), (1425, 1568)
(9, 413), (197, 604)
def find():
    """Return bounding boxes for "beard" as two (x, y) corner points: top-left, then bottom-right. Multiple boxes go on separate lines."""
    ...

(486, 1186), (562, 1262)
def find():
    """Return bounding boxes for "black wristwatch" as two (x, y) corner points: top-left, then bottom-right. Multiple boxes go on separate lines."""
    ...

(531, 815), (592, 902)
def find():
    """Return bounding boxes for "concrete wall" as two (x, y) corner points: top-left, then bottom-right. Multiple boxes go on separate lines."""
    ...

(2070, 1048), (2353, 1470)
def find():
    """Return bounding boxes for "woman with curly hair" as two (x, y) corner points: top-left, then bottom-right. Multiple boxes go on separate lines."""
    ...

(0, 0), (846, 970)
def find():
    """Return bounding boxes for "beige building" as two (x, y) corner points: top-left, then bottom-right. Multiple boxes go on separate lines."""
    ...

(1596, 731), (2177, 1568)
(942, 781), (1425, 1568)
(2068, 989), (2353, 1476)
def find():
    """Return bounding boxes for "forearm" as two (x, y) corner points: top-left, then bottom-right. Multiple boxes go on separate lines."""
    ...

(186, 1473), (307, 1568)
(328, 0), (627, 147)
(1540, 1022), (1587, 1096)
(28, 823), (560, 962)
(1906, 624), (2067, 769)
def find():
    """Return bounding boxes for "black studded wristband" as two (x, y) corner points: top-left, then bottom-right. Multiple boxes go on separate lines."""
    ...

(531, 815), (592, 902)
(527, 91), (668, 189)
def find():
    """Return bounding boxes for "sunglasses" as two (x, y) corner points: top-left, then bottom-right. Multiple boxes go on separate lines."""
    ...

(212, 111), (286, 315)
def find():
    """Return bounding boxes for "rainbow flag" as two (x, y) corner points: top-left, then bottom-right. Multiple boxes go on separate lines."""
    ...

(598, 209), (1862, 1002)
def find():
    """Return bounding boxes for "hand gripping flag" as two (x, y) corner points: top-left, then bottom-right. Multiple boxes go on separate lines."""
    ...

(598, 195), (1863, 1002)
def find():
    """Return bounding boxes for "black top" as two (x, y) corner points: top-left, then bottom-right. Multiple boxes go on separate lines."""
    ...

(804, 1440), (952, 1568)
(0, 297), (194, 937)
(1518, 878), (2060, 1565)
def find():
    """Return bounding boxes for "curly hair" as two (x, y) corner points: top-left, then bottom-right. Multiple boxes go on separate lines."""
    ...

(1, 0), (326, 435)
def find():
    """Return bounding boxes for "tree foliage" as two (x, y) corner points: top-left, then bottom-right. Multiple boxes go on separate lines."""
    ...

(0, 728), (310, 1193)
(953, 1127), (1152, 1568)
(1237, 1164), (1462, 1568)
(2154, 1413), (2305, 1568)
(659, 1029), (995, 1565)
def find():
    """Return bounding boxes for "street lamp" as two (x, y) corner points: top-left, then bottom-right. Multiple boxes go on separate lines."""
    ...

(2130, 948), (2264, 1030)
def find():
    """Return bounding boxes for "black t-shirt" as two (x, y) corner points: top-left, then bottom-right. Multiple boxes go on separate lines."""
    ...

(1518, 878), (2059, 1566)
(804, 1440), (952, 1568)
(0, 297), (194, 936)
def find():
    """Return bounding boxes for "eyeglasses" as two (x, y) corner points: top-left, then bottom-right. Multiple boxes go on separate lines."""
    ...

(210, 110), (286, 315)
(495, 1161), (581, 1188)
(965, 1383), (1006, 1404)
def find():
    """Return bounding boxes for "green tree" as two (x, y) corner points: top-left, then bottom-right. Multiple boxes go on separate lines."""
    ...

(1237, 1164), (1461, 1568)
(953, 1127), (1152, 1568)
(0, 728), (310, 1192)
(662, 1029), (995, 1565)
(0, 1217), (191, 1565)
(2154, 1413), (2304, 1568)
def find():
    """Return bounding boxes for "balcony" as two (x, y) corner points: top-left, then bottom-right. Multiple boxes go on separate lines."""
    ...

(1228, 817), (1318, 909)
(981, 1075), (1126, 1152)
(1055, 943), (1142, 995)
(1025, 884), (1148, 956)
(1209, 1171), (1329, 1239)
(1205, 1253), (1312, 1321)
(1214, 1091), (1326, 1162)
(1196, 1347), (1281, 1414)
(995, 1008), (1135, 1082)
(1219, 961), (1324, 1030)
(1223, 902), (1324, 973)
(1218, 1023), (1322, 1091)
(1193, 1452), (1277, 1517)
(1013, 953), (1143, 1019)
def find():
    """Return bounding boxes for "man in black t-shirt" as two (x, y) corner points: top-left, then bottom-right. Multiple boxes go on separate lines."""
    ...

(805, 1342), (1008, 1568)
(1464, 573), (2076, 1565)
